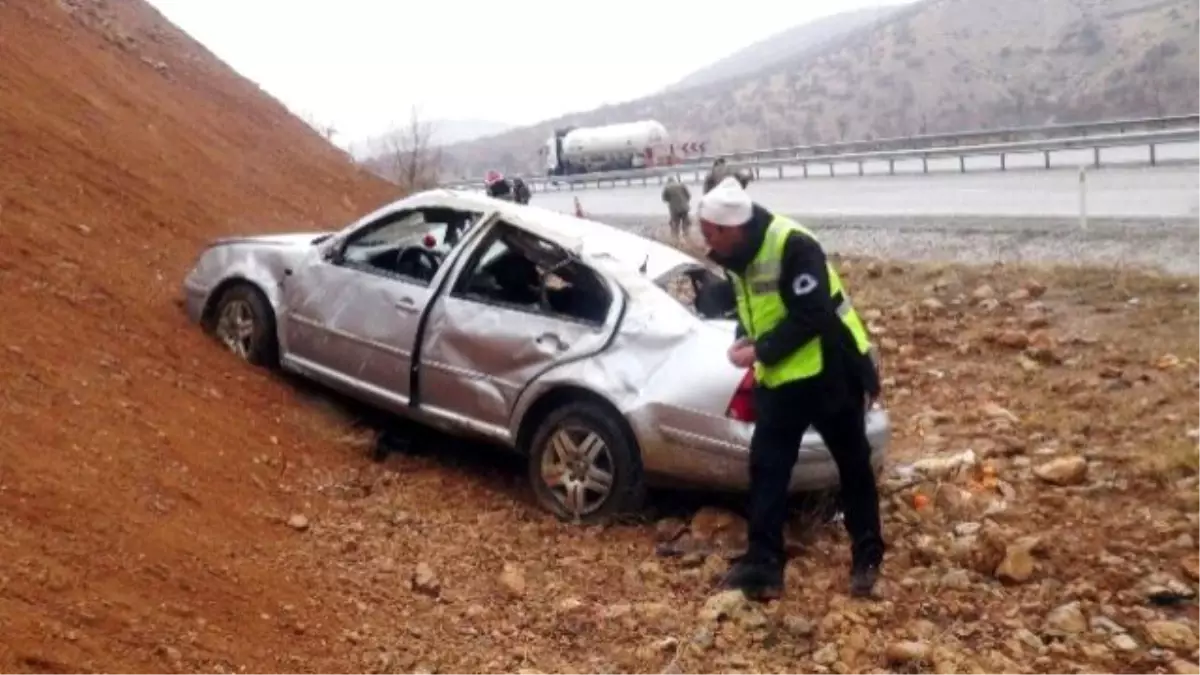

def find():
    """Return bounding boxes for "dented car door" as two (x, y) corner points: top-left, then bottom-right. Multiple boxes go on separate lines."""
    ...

(279, 209), (444, 408)
(415, 221), (622, 438)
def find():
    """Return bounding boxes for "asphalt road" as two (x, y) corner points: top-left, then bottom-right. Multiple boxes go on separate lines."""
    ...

(524, 157), (1199, 275)
(535, 161), (1200, 220)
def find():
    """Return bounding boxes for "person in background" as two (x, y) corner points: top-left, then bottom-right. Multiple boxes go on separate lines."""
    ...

(734, 167), (754, 188)
(484, 170), (514, 201)
(703, 158), (730, 194)
(704, 158), (753, 194)
(661, 176), (692, 238)
(512, 176), (532, 205)
(696, 176), (885, 601)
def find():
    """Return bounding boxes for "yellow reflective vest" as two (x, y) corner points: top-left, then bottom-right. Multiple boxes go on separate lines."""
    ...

(728, 215), (873, 389)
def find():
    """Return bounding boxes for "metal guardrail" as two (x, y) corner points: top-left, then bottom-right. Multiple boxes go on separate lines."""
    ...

(699, 113), (1200, 164)
(440, 114), (1200, 191)
(443, 126), (1199, 192)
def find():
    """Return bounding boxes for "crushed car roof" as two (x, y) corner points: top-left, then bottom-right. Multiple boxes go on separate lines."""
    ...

(401, 189), (702, 281)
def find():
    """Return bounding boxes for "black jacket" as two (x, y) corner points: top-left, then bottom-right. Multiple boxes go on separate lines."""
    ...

(708, 205), (881, 418)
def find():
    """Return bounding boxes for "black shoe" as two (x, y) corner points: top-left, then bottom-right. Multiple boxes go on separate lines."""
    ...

(849, 562), (880, 598)
(719, 557), (784, 601)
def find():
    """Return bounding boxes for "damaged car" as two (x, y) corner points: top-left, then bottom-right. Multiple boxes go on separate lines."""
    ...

(181, 189), (891, 523)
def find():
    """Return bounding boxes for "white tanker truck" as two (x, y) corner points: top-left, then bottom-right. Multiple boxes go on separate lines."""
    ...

(541, 120), (671, 176)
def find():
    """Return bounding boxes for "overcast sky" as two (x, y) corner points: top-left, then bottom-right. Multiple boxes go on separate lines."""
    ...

(146, 0), (915, 147)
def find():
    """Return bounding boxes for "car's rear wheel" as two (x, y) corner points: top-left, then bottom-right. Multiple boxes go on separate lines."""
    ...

(527, 401), (645, 524)
(212, 283), (277, 367)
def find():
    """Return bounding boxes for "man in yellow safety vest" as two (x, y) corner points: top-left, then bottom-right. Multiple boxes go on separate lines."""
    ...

(697, 176), (885, 600)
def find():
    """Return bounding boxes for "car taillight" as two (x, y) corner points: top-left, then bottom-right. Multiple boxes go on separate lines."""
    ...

(725, 368), (756, 422)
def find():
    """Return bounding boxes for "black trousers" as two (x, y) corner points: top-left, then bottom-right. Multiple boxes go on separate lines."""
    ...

(745, 381), (884, 569)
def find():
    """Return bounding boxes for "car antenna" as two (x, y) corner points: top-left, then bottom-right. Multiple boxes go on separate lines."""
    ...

(639, 254), (649, 275)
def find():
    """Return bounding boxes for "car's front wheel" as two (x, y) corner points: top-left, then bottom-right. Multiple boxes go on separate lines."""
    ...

(211, 283), (278, 367)
(527, 401), (645, 524)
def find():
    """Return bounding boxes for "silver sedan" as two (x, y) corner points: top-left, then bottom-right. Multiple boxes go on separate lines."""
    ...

(181, 189), (891, 523)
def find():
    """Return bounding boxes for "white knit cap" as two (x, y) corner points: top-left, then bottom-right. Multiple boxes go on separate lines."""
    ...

(697, 176), (753, 227)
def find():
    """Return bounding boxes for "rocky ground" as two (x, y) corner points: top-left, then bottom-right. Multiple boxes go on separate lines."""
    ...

(173, 254), (1198, 675)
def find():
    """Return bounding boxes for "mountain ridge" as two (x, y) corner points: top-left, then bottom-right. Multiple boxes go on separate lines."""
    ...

(662, 4), (908, 95)
(432, 0), (1198, 180)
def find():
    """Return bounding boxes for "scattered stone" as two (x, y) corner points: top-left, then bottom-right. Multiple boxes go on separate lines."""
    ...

(498, 563), (526, 598)
(1143, 573), (1196, 606)
(996, 330), (1030, 349)
(782, 615), (815, 637)
(286, 514), (309, 531)
(940, 569), (972, 590)
(1033, 456), (1088, 486)
(412, 563), (439, 597)
(557, 597), (583, 613)
(689, 627), (715, 651)
(981, 402), (1019, 423)
(971, 284), (995, 302)
(699, 589), (746, 622)
(1144, 620), (1198, 651)
(886, 640), (931, 664)
(1110, 633), (1138, 652)
(1182, 556), (1200, 582)
(996, 536), (1040, 584)
(1045, 602), (1087, 635)
(812, 643), (839, 666)
(1169, 660), (1200, 674)
(912, 450), (977, 478)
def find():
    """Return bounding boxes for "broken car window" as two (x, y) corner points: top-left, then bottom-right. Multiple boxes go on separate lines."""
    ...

(656, 262), (736, 320)
(452, 221), (611, 326)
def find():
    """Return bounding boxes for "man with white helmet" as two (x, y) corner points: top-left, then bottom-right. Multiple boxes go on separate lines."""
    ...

(696, 176), (885, 600)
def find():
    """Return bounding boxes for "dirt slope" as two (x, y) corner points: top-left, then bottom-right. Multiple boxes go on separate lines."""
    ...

(0, 0), (395, 671)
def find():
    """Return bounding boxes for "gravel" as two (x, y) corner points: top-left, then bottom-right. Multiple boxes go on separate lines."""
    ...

(593, 214), (1200, 276)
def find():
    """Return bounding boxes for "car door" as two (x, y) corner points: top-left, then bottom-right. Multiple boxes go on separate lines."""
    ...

(279, 207), (468, 409)
(416, 220), (622, 435)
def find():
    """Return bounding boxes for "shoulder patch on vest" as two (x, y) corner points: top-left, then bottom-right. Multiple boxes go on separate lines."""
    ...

(792, 273), (818, 296)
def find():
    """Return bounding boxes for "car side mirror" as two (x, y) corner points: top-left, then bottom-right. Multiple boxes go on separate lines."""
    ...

(322, 244), (345, 265)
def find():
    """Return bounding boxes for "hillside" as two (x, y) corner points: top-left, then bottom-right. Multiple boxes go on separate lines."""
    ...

(0, 0), (398, 670)
(439, 0), (1200, 178)
(663, 4), (905, 94)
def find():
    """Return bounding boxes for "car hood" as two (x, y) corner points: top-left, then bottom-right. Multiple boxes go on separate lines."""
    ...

(208, 231), (334, 249)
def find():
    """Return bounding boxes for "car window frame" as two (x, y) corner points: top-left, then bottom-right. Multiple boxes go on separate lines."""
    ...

(330, 208), (475, 288)
(448, 220), (614, 328)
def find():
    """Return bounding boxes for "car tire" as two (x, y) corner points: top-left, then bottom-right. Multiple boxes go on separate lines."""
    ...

(211, 283), (278, 367)
(527, 401), (645, 524)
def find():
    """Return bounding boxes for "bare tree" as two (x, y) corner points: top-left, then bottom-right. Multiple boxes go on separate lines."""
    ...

(374, 106), (442, 191)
